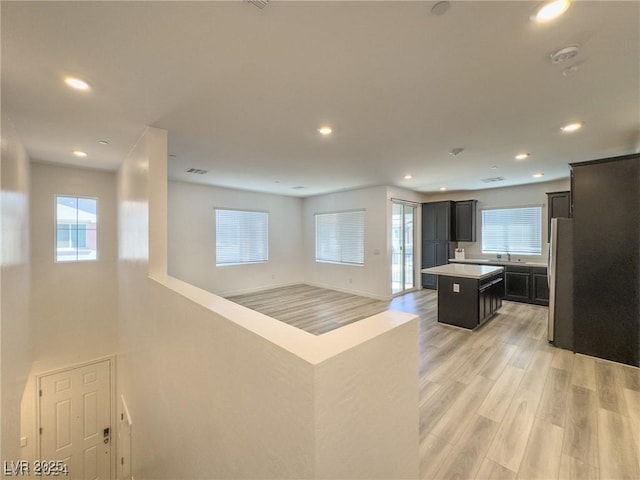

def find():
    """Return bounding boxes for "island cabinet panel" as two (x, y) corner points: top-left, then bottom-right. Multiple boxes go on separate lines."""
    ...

(571, 154), (640, 367)
(436, 272), (504, 329)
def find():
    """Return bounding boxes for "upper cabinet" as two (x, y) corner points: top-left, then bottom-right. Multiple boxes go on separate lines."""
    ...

(546, 191), (571, 240)
(423, 201), (455, 242)
(454, 200), (477, 242)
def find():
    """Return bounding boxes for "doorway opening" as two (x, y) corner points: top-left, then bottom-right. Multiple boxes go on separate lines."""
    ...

(392, 201), (416, 295)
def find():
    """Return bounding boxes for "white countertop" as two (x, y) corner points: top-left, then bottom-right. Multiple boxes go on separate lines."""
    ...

(422, 263), (504, 280)
(449, 258), (547, 268)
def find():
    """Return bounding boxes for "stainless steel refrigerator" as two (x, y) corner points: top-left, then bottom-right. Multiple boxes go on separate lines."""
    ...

(548, 217), (573, 349)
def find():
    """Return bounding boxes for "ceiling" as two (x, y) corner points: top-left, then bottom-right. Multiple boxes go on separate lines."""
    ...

(2, 1), (639, 197)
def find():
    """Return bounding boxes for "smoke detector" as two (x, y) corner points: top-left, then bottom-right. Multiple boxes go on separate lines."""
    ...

(549, 45), (580, 64)
(449, 147), (464, 156)
(481, 176), (505, 183)
(186, 168), (208, 175)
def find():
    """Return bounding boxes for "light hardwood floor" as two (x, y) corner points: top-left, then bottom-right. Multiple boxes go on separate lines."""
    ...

(229, 285), (640, 479)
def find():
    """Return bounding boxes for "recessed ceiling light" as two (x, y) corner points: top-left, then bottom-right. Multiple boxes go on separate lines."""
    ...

(561, 122), (583, 133)
(439, 186), (448, 191)
(515, 153), (530, 160)
(64, 76), (90, 91)
(533, 172), (545, 178)
(404, 174), (413, 180)
(318, 126), (333, 136)
(72, 150), (88, 158)
(531, 0), (571, 23)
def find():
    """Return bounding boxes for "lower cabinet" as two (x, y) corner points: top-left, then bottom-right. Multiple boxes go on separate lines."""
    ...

(505, 266), (549, 306)
(504, 267), (530, 302)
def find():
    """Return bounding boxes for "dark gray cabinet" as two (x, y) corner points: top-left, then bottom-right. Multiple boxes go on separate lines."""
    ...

(504, 266), (530, 302)
(484, 264), (549, 306)
(454, 200), (477, 242)
(531, 267), (550, 304)
(571, 154), (639, 367)
(546, 191), (571, 240)
(437, 272), (504, 329)
(421, 201), (457, 289)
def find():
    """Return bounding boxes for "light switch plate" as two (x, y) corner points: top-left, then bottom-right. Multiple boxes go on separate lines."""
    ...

(453, 283), (460, 293)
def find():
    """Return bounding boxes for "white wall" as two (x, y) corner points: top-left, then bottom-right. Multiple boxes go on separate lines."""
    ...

(118, 128), (419, 479)
(0, 115), (32, 460)
(303, 186), (390, 300)
(168, 181), (304, 296)
(424, 179), (570, 263)
(16, 163), (119, 461)
(29, 163), (118, 365)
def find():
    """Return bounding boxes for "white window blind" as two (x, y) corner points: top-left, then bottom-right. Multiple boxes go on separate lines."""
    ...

(215, 209), (268, 266)
(482, 206), (542, 255)
(315, 210), (365, 265)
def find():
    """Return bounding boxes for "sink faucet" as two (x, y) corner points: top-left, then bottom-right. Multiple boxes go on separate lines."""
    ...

(506, 252), (511, 262)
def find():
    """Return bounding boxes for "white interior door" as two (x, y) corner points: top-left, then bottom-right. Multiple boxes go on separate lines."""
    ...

(39, 359), (112, 480)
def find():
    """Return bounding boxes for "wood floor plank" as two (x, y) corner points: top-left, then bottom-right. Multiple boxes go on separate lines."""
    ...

(486, 349), (553, 472)
(562, 385), (599, 468)
(516, 418), (564, 479)
(452, 342), (500, 385)
(508, 336), (539, 370)
(621, 388), (640, 471)
(551, 347), (574, 373)
(597, 408), (640, 480)
(419, 380), (467, 440)
(419, 378), (441, 403)
(478, 365), (525, 423)
(479, 342), (517, 380)
(571, 354), (597, 390)
(419, 433), (454, 480)
(620, 364), (640, 392)
(429, 375), (494, 444)
(475, 458), (517, 480)
(595, 360), (628, 415)
(433, 415), (499, 480)
(536, 367), (570, 427)
(558, 454), (600, 480)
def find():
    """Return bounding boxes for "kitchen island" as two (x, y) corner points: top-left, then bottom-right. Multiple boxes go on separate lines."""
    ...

(422, 264), (505, 329)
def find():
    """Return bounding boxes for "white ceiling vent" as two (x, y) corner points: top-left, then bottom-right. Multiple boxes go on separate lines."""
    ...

(186, 168), (208, 175)
(481, 176), (505, 183)
(549, 45), (580, 64)
(247, 0), (269, 9)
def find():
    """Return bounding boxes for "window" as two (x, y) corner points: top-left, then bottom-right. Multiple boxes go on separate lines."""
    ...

(315, 209), (365, 265)
(56, 196), (98, 262)
(215, 209), (268, 266)
(482, 206), (542, 255)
